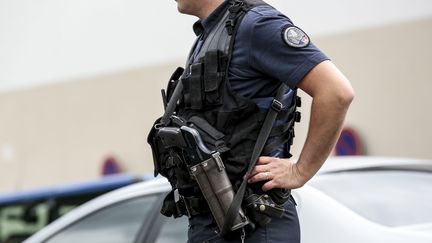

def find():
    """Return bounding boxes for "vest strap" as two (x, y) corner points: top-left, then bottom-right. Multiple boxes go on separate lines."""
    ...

(161, 81), (183, 126)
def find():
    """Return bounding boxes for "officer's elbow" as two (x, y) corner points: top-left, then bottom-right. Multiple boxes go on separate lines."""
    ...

(334, 79), (355, 109)
(339, 84), (355, 107)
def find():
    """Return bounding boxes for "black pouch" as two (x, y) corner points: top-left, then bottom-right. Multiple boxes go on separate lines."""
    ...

(202, 51), (226, 106)
(268, 188), (291, 205)
(242, 183), (290, 227)
(148, 117), (197, 218)
(160, 190), (186, 218)
(247, 180), (291, 206)
(147, 117), (165, 177)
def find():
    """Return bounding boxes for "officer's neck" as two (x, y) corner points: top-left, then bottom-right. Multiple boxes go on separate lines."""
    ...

(197, 0), (225, 20)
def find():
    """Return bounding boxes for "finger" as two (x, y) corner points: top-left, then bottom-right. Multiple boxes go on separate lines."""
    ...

(252, 171), (273, 183)
(262, 180), (276, 192)
(243, 172), (250, 180)
(249, 165), (269, 177)
(248, 171), (269, 184)
(256, 156), (273, 165)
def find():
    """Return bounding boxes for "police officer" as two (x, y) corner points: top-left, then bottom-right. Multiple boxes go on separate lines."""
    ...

(171, 0), (354, 242)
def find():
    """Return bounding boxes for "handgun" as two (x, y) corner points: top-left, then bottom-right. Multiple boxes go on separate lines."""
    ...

(157, 126), (213, 165)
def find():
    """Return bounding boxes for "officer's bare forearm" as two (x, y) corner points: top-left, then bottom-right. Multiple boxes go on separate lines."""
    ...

(296, 94), (352, 184)
(295, 61), (354, 185)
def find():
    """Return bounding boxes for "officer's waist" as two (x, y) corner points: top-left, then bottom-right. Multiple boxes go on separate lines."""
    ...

(181, 195), (211, 217)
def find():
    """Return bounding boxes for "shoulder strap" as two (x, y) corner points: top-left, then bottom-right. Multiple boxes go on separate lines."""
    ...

(160, 81), (183, 126)
(196, 0), (267, 59)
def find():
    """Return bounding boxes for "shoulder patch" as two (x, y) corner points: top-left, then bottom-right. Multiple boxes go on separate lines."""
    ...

(282, 26), (310, 48)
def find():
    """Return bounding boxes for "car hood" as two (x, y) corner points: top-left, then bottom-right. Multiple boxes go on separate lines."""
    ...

(396, 223), (432, 234)
(295, 186), (432, 243)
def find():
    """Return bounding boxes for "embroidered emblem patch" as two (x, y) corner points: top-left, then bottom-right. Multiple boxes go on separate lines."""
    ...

(282, 26), (310, 48)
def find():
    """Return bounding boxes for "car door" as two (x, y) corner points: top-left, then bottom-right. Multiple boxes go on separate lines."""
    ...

(40, 193), (163, 243)
(142, 212), (189, 243)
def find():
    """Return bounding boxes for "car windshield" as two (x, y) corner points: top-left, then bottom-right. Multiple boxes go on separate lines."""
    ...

(309, 170), (432, 227)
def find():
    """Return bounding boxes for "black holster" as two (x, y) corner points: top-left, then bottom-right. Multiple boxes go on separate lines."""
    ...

(189, 152), (249, 232)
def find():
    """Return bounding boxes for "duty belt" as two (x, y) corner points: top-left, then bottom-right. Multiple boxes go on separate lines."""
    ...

(181, 196), (210, 217)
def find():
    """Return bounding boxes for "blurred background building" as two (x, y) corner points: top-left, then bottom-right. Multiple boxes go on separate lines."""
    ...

(1, 0), (432, 193)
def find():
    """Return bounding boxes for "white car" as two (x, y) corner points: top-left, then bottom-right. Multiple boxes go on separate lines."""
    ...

(24, 157), (432, 243)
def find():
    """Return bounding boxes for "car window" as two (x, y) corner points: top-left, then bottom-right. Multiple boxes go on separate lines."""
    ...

(44, 195), (159, 243)
(0, 175), (140, 243)
(154, 216), (188, 243)
(0, 204), (48, 243)
(0, 202), (76, 243)
(309, 170), (432, 227)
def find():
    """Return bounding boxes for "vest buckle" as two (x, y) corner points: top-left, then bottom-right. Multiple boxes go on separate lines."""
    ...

(271, 99), (283, 112)
(229, 1), (245, 14)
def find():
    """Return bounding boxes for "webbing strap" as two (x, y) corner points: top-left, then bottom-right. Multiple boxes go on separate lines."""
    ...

(189, 116), (225, 140)
(161, 81), (183, 126)
(221, 83), (288, 236)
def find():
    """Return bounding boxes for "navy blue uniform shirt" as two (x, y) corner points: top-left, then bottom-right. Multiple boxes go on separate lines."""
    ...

(191, 2), (328, 158)
(192, 2), (329, 100)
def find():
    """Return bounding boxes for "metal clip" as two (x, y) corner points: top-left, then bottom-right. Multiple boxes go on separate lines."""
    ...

(173, 188), (180, 203)
(271, 99), (283, 112)
(212, 152), (225, 171)
(154, 123), (163, 130)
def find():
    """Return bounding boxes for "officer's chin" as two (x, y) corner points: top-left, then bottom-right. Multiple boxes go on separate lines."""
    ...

(176, 6), (191, 16)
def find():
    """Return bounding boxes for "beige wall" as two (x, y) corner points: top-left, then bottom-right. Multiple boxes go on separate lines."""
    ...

(314, 17), (432, 158)
(0, 64), (173, 192)
(1, 17), (431, 193)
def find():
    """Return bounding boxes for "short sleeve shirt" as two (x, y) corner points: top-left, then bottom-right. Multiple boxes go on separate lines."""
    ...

(191, 2), (329, 157)
(229, 4), (329, 100)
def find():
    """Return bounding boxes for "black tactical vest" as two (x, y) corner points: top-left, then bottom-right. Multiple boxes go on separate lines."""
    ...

(148, 0), (301, 218)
